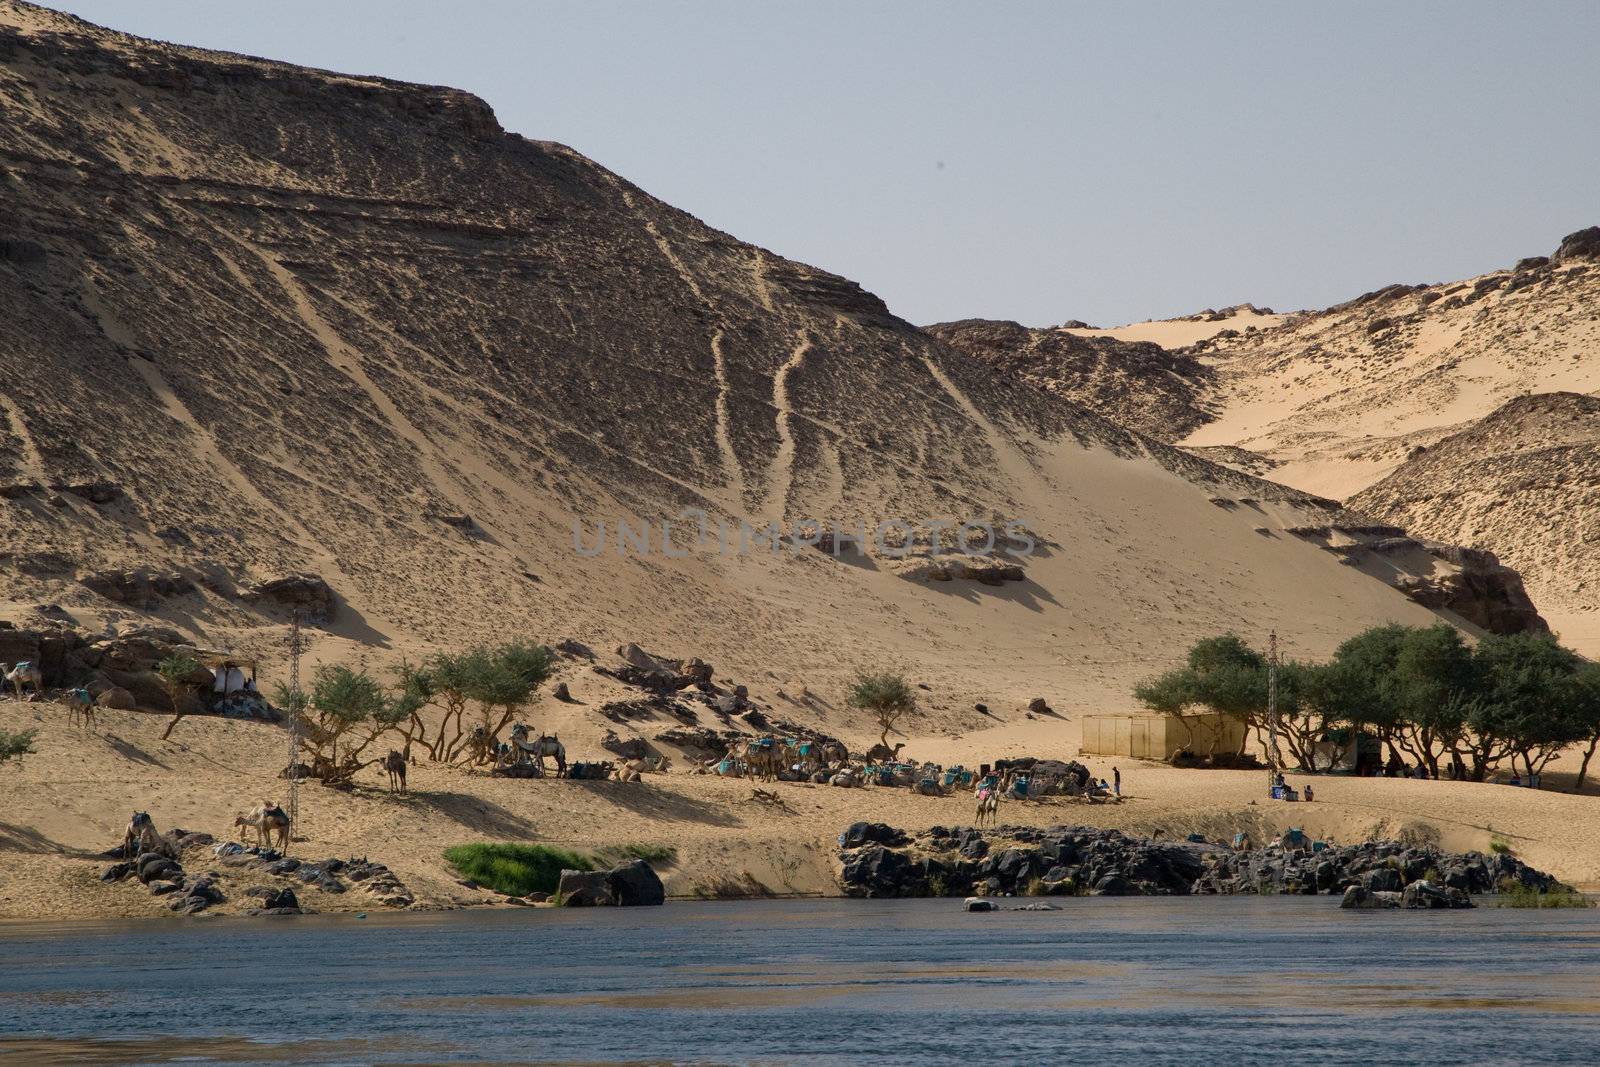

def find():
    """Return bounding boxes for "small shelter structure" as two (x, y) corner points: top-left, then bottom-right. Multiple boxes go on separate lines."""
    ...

(1080, 712), (1246, 760)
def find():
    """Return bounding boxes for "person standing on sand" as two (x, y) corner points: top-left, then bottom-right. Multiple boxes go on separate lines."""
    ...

(1304, 783), (1314, 802)
(1113, 766), (1121, 797)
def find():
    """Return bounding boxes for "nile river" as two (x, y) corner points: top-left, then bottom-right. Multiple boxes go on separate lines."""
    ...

(2, 897), (1597, 1064)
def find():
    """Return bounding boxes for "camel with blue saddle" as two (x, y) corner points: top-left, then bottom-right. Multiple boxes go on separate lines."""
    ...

(2, 660), (42, 701)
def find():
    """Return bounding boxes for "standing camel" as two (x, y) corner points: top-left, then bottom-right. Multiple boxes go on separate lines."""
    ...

(975, 787), (1000, 827)
(510, 725), (567, 777)
(383, 750), (407, 793)
(1, 662), (42, 701)
(235, 800), (291, 851)
(122, 811), (170, 859)
(66, 687), (96, 732)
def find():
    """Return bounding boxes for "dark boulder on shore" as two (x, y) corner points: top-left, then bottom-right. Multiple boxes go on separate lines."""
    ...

(838, 824), (1564, 901)
(557, 859), (665, 907)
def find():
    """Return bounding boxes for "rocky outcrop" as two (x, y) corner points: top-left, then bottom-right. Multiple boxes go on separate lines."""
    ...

(1350, 392), (1599, 633)
(244, 574), (335, 623)
(1390, 542), (1548, 635)
(924, 318), (1216, 439)
(1552, 226), (1600, 264)
(838, 824), (1564, 900)
(78, 567), (195, 609)
(556, 859), (665, 906)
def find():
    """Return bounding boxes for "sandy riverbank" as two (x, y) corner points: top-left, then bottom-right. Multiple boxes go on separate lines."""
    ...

(4, 694), (1600, 921)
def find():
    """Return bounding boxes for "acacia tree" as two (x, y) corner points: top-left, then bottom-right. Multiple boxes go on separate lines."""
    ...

(460, 642), (555, 763)
(1386, 625), (1476, 776)
(276, 664), (417, 785)
(157, 653), (206, 740)
(849, 670), (917, 751)
(1135, 634), (1269, 756)
(1472, 633), (1589, 782)
(400, 649), (482, 762)
(1567, 663), (1600, 791)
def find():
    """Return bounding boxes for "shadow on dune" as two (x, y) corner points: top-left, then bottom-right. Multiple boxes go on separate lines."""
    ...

(0, 821), (100, 858)
(101, 734), (170, 768)
(416, 792), (538, 838)
(567, 780), (744, 828)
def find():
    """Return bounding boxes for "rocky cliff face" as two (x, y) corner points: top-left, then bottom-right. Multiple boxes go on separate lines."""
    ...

(923, 318), (1215, 438)
(1350, 393), (1600, 643)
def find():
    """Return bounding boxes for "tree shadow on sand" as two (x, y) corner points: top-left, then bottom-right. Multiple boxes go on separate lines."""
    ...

(0, 821), (101, 858)
(101, 734), (170, 769)
(566, 781), (744, 828)
(416, 792), (539, 838)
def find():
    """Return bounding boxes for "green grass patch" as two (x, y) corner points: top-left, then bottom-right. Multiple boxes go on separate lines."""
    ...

(1496, 880), (1592, 909)
(443, 843), (595, 897)
(1488, 837), (1514, 856)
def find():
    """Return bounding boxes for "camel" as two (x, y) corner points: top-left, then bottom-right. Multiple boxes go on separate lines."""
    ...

(383, 750), (407, 793)
(122, 811), (172, 859)
(975, 787), (1000, 827)
(1, 661), (42, 701)
(235, 800), (290, 851)
(66, 687), (96, 732)
(863, 741), (905, 763)
(459, 725), (493, 767)
(819, 741), (849, 768)
(508, 724), (567, 777)
(741, 738), (780, 780)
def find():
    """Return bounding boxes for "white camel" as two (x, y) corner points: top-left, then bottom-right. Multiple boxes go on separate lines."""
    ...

(235, 800), (291, 851)
(1, 661), (42, 701)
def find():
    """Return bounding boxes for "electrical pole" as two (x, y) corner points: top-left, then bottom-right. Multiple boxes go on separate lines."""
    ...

(1266, 630), (1283, 795)
(285, 610), (307, 853)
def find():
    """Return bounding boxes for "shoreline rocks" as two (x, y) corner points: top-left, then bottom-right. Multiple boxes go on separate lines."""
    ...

(838, 823), (1564, 903)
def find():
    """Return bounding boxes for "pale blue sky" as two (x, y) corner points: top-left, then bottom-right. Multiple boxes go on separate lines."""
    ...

(57, 1), (1600, 327)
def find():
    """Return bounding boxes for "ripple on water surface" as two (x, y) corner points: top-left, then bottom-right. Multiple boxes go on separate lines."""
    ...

(2, 897), (1598, 1065)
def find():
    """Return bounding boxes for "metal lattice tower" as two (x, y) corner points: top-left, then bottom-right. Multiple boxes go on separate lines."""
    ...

(285, 610), (307, 850)
(1265, 630), (1284, 793)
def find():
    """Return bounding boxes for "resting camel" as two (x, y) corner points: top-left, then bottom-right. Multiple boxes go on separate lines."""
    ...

(235, 800), (290, 851)
(975, 787), (1000, 827)
(863, 741), (905, 763)
(66, 687), (96, 732)
(383, 750), (407, 793)
(1, 661), (42, 701)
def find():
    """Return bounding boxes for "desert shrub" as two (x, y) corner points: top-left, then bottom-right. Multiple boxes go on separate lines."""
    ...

(1496, 880), (1591, 909)
(1488, 838), (1513, 856)
(443, 843), (594, 897)
(0, 728), (36, 767)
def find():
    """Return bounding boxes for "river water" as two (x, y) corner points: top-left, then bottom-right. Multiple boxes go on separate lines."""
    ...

(1, 897), (1597, 1065)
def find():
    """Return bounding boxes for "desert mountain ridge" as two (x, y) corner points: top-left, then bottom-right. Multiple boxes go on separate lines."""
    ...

(0, 0), (1550, 753)
(942, 228), (1599, 652)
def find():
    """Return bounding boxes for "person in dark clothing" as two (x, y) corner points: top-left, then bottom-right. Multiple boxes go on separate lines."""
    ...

(1112, 766), (1121, 796)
